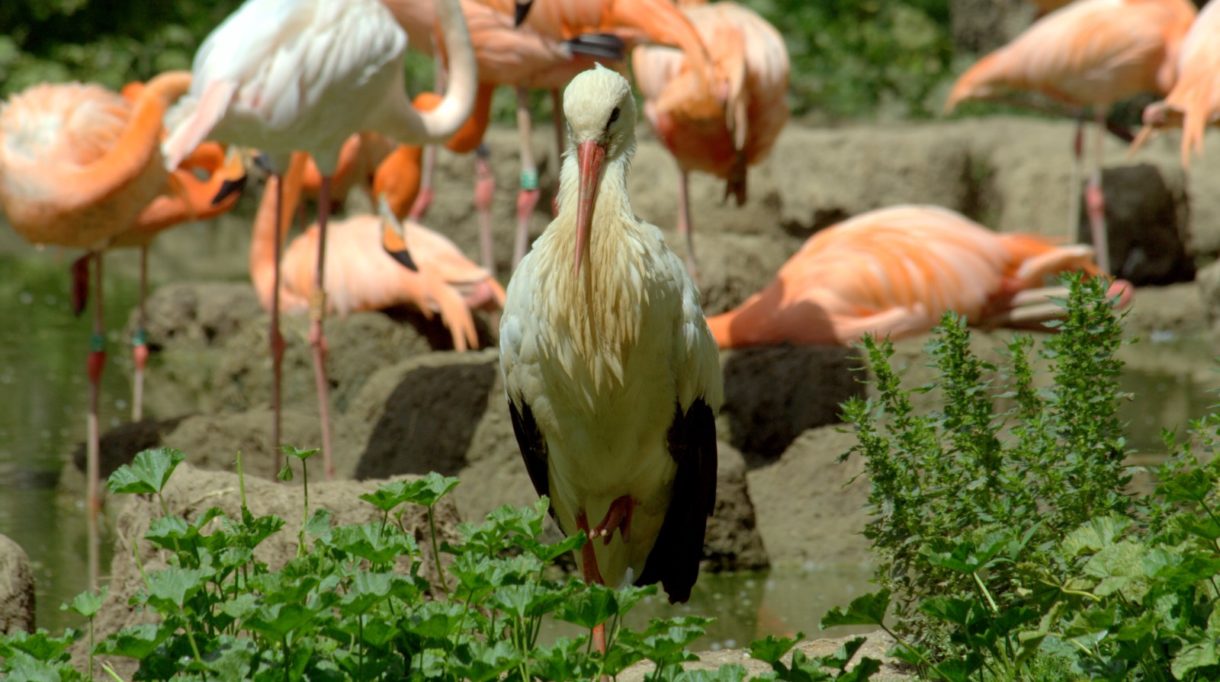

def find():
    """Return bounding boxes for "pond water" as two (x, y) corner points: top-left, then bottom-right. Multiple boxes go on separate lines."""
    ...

(1, 250), (1217, 646)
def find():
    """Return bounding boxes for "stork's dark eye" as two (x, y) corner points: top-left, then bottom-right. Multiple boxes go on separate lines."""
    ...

(606, 107), (620, 129)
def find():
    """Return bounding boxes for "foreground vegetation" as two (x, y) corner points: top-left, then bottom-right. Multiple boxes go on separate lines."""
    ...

(5, 278), (1220, 680)
(0, 448), (879, 681)
(833, 276), (1220, 680)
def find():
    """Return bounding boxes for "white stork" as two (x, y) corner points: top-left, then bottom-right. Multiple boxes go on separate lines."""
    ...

(499, 66), (724, 637)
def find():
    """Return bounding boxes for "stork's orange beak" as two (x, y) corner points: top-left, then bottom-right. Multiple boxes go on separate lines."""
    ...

(575, 139), (606, 276)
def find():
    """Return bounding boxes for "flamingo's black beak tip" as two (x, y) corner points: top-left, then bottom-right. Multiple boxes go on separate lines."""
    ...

(514, 0), (532, 27)
(389, 248), (418, 272)
(213, 175), (248, 206)
(253, 152), (275, 174)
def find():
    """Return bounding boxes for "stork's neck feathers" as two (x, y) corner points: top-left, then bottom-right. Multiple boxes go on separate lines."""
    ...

(535, 142), (651, 397)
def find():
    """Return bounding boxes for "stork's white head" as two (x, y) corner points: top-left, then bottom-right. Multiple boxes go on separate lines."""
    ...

(562, 65), (637, 276)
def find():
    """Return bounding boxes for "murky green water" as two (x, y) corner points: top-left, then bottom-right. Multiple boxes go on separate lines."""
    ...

(1, 249), (1217, 644)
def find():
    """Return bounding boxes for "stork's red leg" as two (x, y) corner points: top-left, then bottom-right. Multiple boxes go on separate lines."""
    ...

(514, 86), (541, 269)
(310, 176), (336, 481)
(592, 495), (635, 545)
(576, 511), (608, 655)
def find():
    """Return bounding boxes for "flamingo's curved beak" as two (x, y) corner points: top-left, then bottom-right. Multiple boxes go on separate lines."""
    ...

(514, 0), (533, 27)
(575, 139), (606, 276)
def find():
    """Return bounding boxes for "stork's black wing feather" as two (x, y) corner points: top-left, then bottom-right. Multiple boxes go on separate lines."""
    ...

(636, 398), (718, 604)
(508, 396), (550, 503)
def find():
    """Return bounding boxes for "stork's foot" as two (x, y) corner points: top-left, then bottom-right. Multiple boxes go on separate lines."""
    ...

(591, 495), (635, 545)
(575, 511), (607, 585)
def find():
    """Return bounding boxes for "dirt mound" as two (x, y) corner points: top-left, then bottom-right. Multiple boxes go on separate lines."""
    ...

(747, 426), (873, 568)
(720, 346), (865, 464)
(0, 534), (34, 635)
(135, 281), (261, 351)
(84, 463), (459, 676)
(161, 408), (365, 481)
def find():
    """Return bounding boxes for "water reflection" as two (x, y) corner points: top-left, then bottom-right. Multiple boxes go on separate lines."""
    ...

(0, 252), (132, 630)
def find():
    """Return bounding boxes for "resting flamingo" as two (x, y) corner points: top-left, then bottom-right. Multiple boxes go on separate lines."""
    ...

(1131, 1), (1220, 168)
(300, 91), (495, 265)
(384, 0), (718, 272)
(0, 71), (193, 588)
(253, 153), (504, 353)
(706, 205), (1133, 348)
(945, 0), (1196, 274)
(163, 0), (478, 479)
(632, 0), (789, 279)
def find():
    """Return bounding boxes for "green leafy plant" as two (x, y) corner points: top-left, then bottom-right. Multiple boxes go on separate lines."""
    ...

(2, 447), (880, 680)
(825, 275), (1220, 680)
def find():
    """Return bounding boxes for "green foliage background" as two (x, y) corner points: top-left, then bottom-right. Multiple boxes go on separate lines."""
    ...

(0, 0), (958, 121)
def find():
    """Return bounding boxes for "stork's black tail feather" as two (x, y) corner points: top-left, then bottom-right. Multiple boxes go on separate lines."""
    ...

(636, 399), (718, 603)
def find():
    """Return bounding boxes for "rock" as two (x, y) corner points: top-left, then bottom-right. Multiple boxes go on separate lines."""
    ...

(85, 464), (459, 674)
(760, 125), (976, 238)
(136, 281), (262, 352)
(704, 443), (769, 571)
(747, 426), (873, 567)
(0, 534), (35, 634)
(349, 350), (501, 480)
(1119, 282), (1206, 340)
(210, 310), (450, 415)
(161, 408), (364, 481)
(1197, 261), (1220, 331)
(720, 346), (865, 465)
(620, 631), (910, 681)
(63, 417), (185, 494)
(694, 232), (802, 316)
(1078, 164), (1192, 284)
(949, 0), (1034, 53)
